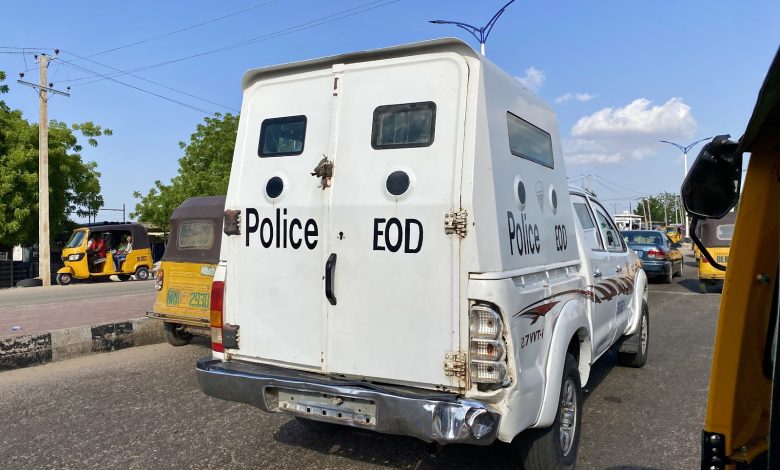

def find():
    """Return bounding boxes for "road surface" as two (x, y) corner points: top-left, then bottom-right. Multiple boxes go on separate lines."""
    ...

(0, 258), (718, 469)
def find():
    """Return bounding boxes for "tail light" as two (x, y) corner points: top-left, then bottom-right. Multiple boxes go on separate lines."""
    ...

(469, 304), (508, 385)
(647, 248), (667, 260)
(210, 280), (225, 352)
(701, 256), (709, 264)
(155, 269), (164, 291)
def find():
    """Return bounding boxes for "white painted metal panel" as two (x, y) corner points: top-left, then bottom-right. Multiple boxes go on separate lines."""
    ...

(324, 54), (469, 387)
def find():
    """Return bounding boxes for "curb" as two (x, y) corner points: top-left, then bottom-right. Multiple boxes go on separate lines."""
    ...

(0, 317), (164, 372)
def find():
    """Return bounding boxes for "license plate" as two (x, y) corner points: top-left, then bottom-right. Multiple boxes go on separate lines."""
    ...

(269, 388), (377, 426)
(166, 289), (209, 309)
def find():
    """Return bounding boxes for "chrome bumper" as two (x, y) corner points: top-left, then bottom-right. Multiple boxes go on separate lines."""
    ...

(196, 357), (500, 445)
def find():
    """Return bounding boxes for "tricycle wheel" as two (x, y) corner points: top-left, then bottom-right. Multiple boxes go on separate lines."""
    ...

(699, 281), (708, 294)
(56, 273), (73, 286)
(134, 267), (150, 281)
(117, 274), (131, 282)
(163, 323), (193, 346)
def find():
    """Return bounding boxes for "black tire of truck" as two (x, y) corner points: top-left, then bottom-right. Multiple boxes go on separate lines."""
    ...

(663, 267), (673, 284)
(163, 323), (193, 347)
(618, 301), (649, 368)
(515, 353), (581, 470)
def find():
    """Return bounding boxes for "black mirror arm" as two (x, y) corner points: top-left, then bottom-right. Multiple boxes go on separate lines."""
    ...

(690, 216), (727, 272)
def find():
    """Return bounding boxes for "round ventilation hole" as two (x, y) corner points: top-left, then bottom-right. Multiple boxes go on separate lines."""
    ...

(386, 171), (410, 196)
(266, 176), (284, 199)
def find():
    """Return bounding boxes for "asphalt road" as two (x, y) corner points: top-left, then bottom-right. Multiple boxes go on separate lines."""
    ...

(0, 257), (719, 469)
(0, 279), (155, 308)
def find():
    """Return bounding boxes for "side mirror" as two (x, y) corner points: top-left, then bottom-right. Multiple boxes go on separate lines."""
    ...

(671, 243), (682, 249)
(681, 135), (742, 219)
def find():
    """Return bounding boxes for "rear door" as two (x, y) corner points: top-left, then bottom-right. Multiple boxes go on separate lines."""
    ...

(227, 70), (333, 370)
(324, 54), (469, 387)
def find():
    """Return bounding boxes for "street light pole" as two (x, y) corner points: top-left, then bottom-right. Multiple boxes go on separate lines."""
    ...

(429, 0), (517, 56)
(659, 137), (712, 237)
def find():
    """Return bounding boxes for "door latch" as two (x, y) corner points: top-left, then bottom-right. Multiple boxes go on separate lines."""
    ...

(311, 156), (334, 189)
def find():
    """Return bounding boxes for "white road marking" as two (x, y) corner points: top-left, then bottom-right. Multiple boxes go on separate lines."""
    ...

(650, 290), (719, 296)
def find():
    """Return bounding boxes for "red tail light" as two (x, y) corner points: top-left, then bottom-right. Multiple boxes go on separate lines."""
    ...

(701, 256), (709, 264)
(647, 248), (667, 260)
(210, 280), (225, 352)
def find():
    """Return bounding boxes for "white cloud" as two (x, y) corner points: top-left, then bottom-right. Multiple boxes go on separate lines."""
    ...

(555, 92), (596, 104)
(564, 97), (697, 165)
(515, 66), (545, 93)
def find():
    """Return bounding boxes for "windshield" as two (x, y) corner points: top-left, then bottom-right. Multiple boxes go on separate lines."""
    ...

(623, 231), (664, 246)
(65, 230), (87, 248)
(665, 227), (677, 234)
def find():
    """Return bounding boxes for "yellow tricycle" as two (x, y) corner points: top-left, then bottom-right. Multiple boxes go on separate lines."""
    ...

(57, 222), (153, 285)
(147, 196), (225, 346)
(696, 211), (736, 293)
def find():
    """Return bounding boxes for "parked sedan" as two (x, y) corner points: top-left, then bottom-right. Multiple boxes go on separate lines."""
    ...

(622, 230), (684, 283)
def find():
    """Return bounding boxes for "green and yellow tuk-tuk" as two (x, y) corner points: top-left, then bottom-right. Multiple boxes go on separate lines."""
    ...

(57, 222), (153, 285)
(697, 212), (737, 294)
(147, 196), (224, 346)
(682, 46), (778, 470)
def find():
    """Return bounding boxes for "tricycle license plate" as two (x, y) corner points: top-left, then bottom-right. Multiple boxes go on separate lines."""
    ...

(166, 289), (209, 309)
(268, 388), (376, 426)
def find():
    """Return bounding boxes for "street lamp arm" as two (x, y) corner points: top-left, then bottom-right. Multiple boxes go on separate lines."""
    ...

(682, 136), (713, 154)
(428, 19), (483, 43)
(483, 0), (517, 40)
(659, 140), (686, 152)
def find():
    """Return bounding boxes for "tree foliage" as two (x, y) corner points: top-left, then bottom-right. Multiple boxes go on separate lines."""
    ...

(0, 71), (110, 247)
(132, 113), (238, 231)
(633, 191), (685, 226)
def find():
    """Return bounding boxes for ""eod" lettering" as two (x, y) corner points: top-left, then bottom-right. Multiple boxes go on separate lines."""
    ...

(373, 218), (424, 253)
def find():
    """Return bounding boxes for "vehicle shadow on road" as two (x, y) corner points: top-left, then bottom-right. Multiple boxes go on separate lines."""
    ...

(678, 278), (723, 294)
(273, 418), (517, 469)
(581, 348), (619, 403)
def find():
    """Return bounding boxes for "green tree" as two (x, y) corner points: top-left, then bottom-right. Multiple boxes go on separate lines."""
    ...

(634, 191), (684, 226)
(132, 113), (238, 230)
(0, 71), (110, 247)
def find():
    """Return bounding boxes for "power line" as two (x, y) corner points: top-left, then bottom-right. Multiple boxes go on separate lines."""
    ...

(53, 58), (218, 115)
(79, 0), (280, 60)
(63, 0), (400, 87)
(57, 50), (239, 112)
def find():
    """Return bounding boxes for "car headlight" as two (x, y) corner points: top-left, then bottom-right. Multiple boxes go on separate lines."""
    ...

(67, 253), (84, 261)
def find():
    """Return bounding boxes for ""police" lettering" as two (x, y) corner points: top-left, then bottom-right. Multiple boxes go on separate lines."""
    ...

(507, 211), (540, 256)
(373, 218), (423, 253)
(245, 207), (318, 250)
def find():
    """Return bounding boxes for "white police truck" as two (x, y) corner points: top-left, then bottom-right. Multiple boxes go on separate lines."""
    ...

(198, 39), (649, 469)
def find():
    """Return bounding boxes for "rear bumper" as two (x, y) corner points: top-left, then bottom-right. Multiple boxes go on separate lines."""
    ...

(641, 260), (671, 276)
(196, 357), (501, 445)
(145, 310), (210, 328)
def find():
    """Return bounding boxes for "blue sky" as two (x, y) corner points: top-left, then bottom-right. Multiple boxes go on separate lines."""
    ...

(1, 0), (778, 220)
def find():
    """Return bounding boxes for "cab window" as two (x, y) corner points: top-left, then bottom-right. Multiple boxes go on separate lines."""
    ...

(258, 115), (307, 157)
(371, 101), (436, 149)
(66, 231), (86, 248)
(178, 222), (215, 250)
(570, 194), (603, 250)
(716, 224), (734, 241)
(507, 112), (554, 168)
(592, 202), (626, 252)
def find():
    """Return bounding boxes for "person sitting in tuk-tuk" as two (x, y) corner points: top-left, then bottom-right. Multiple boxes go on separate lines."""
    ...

(87, 233), (106, 271)
(114, 234), (133, 270)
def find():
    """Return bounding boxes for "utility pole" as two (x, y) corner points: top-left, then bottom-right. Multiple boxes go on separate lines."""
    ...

(17, 52), (70, 286)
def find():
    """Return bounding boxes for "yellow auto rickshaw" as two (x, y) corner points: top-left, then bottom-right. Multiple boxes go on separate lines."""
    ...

(664, 225), (683, 244)
(147, 196), (224, 346)
(682, 45), (778, 469)
(57, 222), (153, 285)
(696, 211), (736, 293)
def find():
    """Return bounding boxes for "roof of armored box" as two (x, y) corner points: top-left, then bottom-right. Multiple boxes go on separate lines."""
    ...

(242, 38), (479, 90)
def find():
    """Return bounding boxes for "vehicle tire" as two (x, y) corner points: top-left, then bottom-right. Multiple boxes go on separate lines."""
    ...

(55, 273), (73, 286)
(674, 260), (683, 278)
(699, 281), (708, 294)
(516, 354), (581, 470)
(618, 301), (649, 368)
(163, 323), (193, 346)
(134, 267), (150, 281)
(664, 266), (673, 284)
(117, 274), (131, 282)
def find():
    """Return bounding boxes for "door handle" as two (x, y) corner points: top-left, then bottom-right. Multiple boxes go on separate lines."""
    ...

(325, 253), (337, 305)
(593, 270), (603, 278)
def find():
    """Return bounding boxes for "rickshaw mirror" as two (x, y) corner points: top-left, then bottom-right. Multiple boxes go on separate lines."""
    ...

(681, 135), (742, 220)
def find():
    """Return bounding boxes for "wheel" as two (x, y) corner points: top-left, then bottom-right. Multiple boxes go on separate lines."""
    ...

(117, 274), (131, 281)
(664, 266), (673, 284)
(516, 354), (581, 470)
(55, 273), (72, 286)
(674, 260), (683, 278)
(699, 281), (708, 294)
(134, 267), (150, 281)
(163, 323), (193, 346)
(618, 301), (649, 368)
